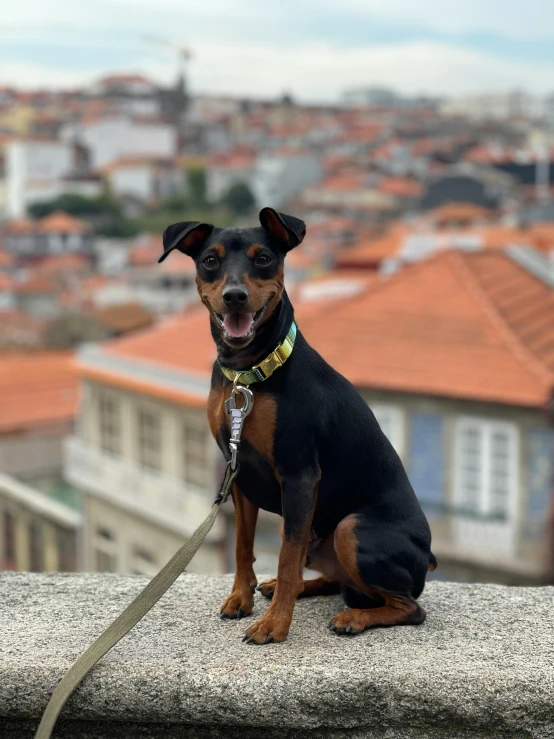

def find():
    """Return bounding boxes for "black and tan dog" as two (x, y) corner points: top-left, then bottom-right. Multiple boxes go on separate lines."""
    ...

(159, 208), (436, 644)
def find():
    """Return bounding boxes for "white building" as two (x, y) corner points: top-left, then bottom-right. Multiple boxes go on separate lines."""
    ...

(205, 154), (255, 202)
(106, 157), (185, 202)
(441, 90), (543, 121)
(62, 116), (177, 170)
(4, 138), (75, 218)
(87, 74), (162, 119)
(251, 151), (323, 209)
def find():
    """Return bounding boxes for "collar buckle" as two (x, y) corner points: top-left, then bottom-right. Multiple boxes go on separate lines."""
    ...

(219, 320), (297, 386)
(255, 348), (284, 380)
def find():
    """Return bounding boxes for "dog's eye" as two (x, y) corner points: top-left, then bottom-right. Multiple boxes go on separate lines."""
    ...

(255, 253), (272, 266)
(202, 255), (218, 269)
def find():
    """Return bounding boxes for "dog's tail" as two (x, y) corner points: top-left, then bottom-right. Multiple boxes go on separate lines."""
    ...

(428, 552), (438, 572)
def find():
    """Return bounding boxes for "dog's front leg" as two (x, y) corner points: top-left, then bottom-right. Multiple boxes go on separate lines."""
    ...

(220, 484), (259, 619)
(243, 469), (319, 644)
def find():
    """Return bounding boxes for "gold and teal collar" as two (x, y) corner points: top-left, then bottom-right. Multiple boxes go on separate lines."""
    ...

(218, 321), (297, 385)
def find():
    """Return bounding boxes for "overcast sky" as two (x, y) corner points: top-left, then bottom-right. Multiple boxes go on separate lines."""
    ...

(2, 0), (554, 100)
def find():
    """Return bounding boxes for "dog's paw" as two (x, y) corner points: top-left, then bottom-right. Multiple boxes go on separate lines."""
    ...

(220, 588), (254, 620)
(328, 609), (368, 635)
(256, 578), (277, 599)
(241, 611), (290, 644)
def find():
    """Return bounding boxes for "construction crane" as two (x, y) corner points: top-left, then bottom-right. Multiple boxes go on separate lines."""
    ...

(143, 36), (193, 80)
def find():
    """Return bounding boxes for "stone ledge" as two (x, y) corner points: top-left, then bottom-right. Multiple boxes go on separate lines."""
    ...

(1, 573), (554, 738)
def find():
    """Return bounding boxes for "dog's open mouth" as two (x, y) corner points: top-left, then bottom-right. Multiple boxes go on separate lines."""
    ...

(214, 304), (267, 340)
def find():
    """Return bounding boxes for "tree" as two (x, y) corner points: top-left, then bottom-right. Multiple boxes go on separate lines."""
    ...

(28, 193), (120, 219)
(222, 182), (256, 216)
(187, 166), (208, 209)
(162, 194), (189, 213)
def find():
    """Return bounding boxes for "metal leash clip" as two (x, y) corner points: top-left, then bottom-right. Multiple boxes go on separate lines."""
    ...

(224, 384), (254, 470)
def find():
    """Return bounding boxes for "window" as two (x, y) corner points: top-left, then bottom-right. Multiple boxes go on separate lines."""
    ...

(56, 527), (76, 572)
(183, 419), (209, 487)
(407, 412), (444, 517)
(137, 408), (162, 471)
(455, 419), (518, 521)
(99, 395), (121, 455)
(3, 511), (16, 570)
(131, 545), (158, 576)
(94, 526), (118, 573)
(371, 404), (404, 457)
(29, 520), (44, 572)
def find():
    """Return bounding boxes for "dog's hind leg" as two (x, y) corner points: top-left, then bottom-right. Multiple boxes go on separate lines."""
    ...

(328, 514), (426, 635)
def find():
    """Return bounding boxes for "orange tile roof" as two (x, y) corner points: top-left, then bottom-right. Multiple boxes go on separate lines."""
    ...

(159, 253), (196, 275)
(335, 223), (408, 268)
(128, 235), (161, 267)
(104, 307), (215, 377)
(463, 252), (554, 377)
(5, 218), (36, 235)
(301, 251), (553, 408)
(429, 202), (493, 224)
(525, 223), (554, 251)
(0, 274), (14, 291)
(38, 211), (90, 234)
(38, 253), (90, 274)
(15, 275), (59, 295)
(91, 302), (153, 335)
(0, 250), (15, 268)
(0, 352), (78, 432)
(79, 307), (214, 407)
(378, 177), (423, 198)
(96, 73), (154, 85)
(335, 219), (553, 270)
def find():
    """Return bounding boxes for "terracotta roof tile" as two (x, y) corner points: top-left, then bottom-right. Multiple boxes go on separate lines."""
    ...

(0, 251), (15, 268)
(38, 254), (90, 274)
(91, 302), (153, 335)
(335, 223), (407, 268)
(463, 251), (554, 376)
(0, 352), (78, 432)
(429, 202), (493, 224)
(301, 251), (553, 408)
(5, 218), (36, 235)
(0, 274), (14, 291)
(38, 211), (90, 234)
(105, 307), (216, 378)
(378, 177), (423, 198)
(15, 275), (59, 295)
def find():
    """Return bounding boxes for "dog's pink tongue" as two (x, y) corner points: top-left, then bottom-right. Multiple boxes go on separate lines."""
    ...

(223, 312), (254, 338)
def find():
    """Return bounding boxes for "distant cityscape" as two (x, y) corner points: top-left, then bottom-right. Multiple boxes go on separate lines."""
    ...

(0, 68), (553, 586)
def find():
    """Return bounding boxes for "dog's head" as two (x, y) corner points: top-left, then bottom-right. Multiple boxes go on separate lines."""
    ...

(159, 207), (305, 348)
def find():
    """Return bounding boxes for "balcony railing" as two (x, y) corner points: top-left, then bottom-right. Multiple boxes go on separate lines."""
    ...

(64, 436), (223, 540)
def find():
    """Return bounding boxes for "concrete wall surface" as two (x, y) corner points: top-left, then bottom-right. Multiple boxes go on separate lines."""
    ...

(1, 573), (553, 738)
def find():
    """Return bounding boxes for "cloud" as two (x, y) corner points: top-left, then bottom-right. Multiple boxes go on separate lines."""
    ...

(3, 40), (554, 101)
(2, 1), (554, 98)
(310, 0), (554, 40)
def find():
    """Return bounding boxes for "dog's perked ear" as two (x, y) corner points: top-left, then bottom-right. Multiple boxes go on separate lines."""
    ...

(259, 207), (306, 252)
(158, 221), (214, 262)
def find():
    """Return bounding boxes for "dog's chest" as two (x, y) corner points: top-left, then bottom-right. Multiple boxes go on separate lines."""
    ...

(207, 384), (277, 465)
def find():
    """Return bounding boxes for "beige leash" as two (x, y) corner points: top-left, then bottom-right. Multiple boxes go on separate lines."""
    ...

(34, 461), (239, 739)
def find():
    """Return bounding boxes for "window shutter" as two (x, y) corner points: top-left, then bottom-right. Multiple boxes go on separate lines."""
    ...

(526, 428), (554, 540)
(408, 412), (444, 518)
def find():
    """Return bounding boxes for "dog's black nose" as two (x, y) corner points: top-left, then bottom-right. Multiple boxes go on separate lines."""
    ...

(222, 286), (249, 308)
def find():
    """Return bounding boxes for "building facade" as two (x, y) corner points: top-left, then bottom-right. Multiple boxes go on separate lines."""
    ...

(0, 352), (81, 573)
(362, 389), (553, 584)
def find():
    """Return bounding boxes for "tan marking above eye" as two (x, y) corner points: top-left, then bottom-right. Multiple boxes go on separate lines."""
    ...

(212, 244), (226, 258)
(247, 244), (263, 259)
